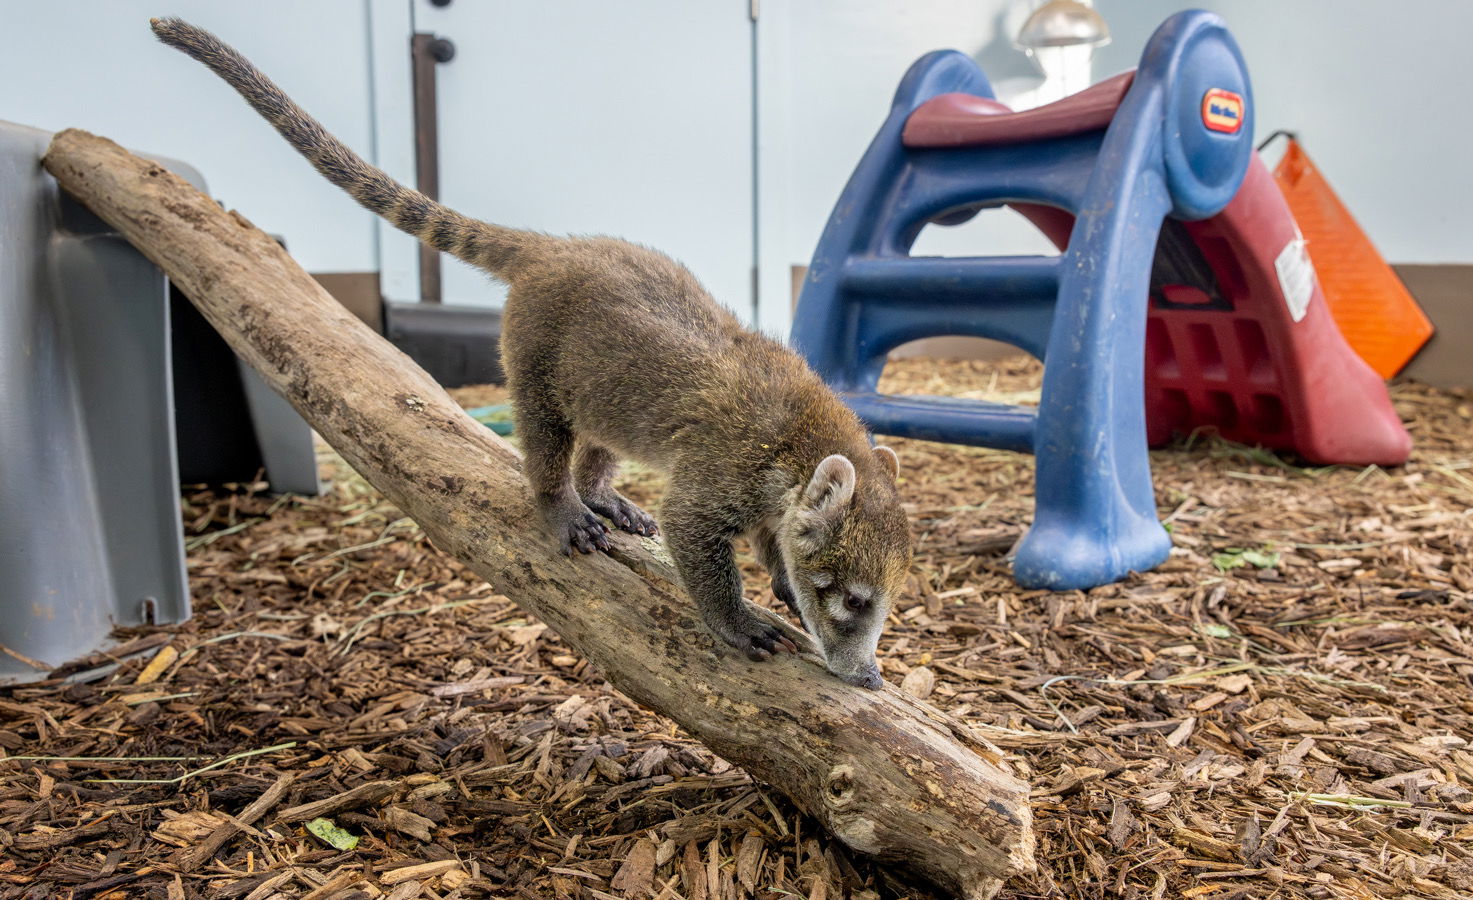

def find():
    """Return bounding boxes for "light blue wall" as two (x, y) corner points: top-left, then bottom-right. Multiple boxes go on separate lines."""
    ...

(754, 0), (1055, 333)
(1094, 0), (1473, 263)
(6, 1), (1462, 294)
(409, 0), (756, 315)
(0, 0), (381, 273)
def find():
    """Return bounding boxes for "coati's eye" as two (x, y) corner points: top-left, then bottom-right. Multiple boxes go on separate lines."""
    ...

(844, 593), (869, 612)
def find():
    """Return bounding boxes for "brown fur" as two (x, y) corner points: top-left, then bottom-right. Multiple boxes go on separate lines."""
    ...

(151, 18), (912, 686)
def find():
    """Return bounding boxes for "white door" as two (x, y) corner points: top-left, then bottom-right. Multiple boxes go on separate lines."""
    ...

(377, 0), (757, 321)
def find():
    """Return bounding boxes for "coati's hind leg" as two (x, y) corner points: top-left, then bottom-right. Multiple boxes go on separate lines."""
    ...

(510, 381), (610, 555)
(573, 444), (658, 537)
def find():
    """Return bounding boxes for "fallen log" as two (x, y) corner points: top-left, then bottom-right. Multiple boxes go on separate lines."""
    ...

(43, 128), (1035, 899)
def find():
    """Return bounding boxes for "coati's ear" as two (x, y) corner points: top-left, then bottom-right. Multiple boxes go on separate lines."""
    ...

(872, 445), (899, 482)
(793, 455), (855, 551)
(802, 454), (856, 516)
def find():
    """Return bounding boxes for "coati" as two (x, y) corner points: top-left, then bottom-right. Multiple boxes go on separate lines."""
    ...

(152, 18), (911, 689)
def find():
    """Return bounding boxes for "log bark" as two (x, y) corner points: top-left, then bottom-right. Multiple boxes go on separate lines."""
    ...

(42, 128), (1035, 899)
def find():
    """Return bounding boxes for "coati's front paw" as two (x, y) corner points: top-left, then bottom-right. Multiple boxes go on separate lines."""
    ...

(709, 607), (799, 662)
(550, 505), (612, 555)
(584, 493), (659, 537)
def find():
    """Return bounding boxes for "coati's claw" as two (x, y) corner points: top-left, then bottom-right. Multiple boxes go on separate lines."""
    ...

(584, 494), (659, 538)
(558, 508), (612, 555)
(721, 616), (797, 662)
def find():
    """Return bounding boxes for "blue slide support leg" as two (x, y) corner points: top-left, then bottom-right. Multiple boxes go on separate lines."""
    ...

(791, 11), (1253, 590)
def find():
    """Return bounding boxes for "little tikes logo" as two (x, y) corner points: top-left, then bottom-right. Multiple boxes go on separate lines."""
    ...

(1201, 88), (1245, 134)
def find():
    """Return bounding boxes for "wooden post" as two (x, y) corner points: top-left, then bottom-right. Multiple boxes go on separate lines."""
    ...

(42, 128), (1035, 900)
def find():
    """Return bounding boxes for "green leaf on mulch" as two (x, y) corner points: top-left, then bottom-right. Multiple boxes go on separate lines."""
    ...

(1240, 548), (1280, 569)
(1212, 550), (1246, 572)
(1213, 546), (1280, 573)
(306, 817), (359, 850)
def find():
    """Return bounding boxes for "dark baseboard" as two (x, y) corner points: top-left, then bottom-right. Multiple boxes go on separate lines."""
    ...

(1394, 264), (1473, 390)
(306, 273), (503, 388)
(383, 300), (504, 388)
(320, 261), (1463, 392)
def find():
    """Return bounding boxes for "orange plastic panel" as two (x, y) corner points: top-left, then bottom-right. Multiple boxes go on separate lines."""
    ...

(1271, 139), (1433, 378)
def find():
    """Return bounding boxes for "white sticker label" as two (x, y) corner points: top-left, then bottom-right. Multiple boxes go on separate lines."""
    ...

(1274, 234), (1315, 323)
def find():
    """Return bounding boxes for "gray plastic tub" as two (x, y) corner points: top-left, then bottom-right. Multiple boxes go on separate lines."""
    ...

(0, 121), (317, 683)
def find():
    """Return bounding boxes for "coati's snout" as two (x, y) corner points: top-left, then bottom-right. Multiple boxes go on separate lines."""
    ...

(778, 448), (911, 690)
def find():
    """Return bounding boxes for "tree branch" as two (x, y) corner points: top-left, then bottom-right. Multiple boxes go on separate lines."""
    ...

(42, 128), (1034, 900)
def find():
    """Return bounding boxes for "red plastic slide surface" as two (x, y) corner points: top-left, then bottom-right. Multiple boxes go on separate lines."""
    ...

(903, 73), (1134, 148)
(1015, 157), (1411, 466)
(1142, 158), (1411, 465)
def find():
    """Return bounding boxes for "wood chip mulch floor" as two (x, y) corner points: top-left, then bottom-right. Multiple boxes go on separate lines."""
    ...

(3, 357), (1471, 900)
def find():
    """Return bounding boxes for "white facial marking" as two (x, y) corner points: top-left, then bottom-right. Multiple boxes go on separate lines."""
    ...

(827, 582), (878, 622)
(827, 594), (855, 622)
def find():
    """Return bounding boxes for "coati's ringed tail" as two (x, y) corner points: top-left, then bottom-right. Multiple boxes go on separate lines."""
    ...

(150, 16), (540, 279)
